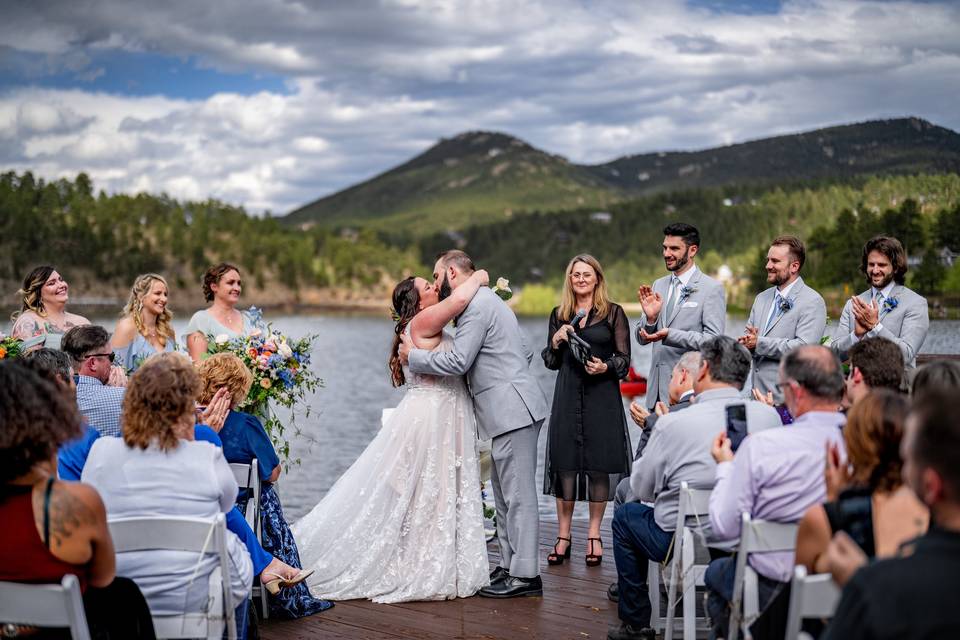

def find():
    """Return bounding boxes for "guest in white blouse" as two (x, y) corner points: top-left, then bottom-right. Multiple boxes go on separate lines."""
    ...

(82, 353), (253, 618)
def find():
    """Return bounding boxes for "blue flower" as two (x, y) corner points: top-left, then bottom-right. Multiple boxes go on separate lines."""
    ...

(278, 368), (295, 389)
(883, 297), (899, 313)
(247, 305), (264, 326)
(779, 297), (794, 313)
(679, 285), (697, 300)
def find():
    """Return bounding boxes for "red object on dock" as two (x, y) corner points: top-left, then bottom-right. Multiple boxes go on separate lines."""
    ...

(620, 366), (647, 398)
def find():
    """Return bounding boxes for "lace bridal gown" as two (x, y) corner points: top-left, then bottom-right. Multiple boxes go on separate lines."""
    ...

(291, 332), (489, 603)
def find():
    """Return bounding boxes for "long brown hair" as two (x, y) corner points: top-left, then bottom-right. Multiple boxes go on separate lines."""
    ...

(122, 273), (176, 344)
(845, 389), (910, 493)
(558, 254), (611, 322)
(389, 277), (420, 387)
(860, 236), (908, 285)
(12, 265), (56, 321)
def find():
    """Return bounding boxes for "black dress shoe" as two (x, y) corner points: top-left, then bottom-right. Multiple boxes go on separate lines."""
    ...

(489, 566), (509, 584)
(607, 582), (619, 602)
(478, 575), (543, 598)
(607, 622), (655, 640)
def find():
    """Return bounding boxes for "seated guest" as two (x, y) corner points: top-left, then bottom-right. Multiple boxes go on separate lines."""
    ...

(911, 359), (960, 398)
(706, 345), (846, 639)
(843, 337), (905, 408)
(822, 394), (960, 640)
(197, 353), (331, 618)
(608, 337), (781, 640)
(795, 390), (928, 575)
(81, 354), (254, 632)
(61, 325), (126, 437)
(111, 273), (178, 374)
(0, 361), (155, 638)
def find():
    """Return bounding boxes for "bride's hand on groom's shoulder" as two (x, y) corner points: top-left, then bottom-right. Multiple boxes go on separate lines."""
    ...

(473, 269), (489, 286)
(398, 332), (413, 364)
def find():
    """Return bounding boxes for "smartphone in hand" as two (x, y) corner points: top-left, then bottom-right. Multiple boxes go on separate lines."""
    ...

(725, 403), (748, 451)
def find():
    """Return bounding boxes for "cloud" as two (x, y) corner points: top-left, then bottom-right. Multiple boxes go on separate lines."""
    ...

(0, 0), (958, 213)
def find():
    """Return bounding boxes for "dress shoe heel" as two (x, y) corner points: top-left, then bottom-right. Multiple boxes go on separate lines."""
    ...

(547, 536), (572, 566)
(585, 537), (603, 567)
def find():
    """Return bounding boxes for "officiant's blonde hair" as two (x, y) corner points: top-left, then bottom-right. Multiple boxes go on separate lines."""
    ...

(559, 254), (610, 322)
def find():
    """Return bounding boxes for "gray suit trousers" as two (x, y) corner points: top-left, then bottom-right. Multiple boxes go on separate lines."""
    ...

(490, 419), (543, 579)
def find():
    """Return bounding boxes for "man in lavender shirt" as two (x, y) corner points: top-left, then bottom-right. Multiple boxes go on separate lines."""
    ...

(705, 345), (846, 639)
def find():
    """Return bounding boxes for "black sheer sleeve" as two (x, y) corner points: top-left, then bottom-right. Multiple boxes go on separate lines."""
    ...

(605, 304), (631, 380)
(541, 307), (565, 371)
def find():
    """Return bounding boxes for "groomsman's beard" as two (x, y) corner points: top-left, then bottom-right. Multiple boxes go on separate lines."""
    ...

(439, 275), (453, 301)
(666, 249), (691, 272)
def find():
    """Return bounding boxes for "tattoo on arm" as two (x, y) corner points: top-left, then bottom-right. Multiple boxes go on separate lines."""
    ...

(33, 485), (97, 549)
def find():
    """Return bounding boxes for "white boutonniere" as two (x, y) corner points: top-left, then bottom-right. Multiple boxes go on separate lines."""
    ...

(492, 277), (513, 301)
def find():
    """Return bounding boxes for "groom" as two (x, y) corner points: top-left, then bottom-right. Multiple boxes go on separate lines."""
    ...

(399, 250), (548, 598)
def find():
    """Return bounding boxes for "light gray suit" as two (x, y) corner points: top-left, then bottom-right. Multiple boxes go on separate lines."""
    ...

(637, 268), (726, 409)
(409, 287), (548, 578)
(830, 284), (929, 368)
(746, 277), (827, 398)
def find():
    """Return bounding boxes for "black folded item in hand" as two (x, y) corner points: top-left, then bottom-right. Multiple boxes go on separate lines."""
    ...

(568, 333), (593, 366)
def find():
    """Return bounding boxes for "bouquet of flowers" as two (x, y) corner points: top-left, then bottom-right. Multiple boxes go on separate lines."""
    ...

(492, 277), (513, 301)
(205, 315), (322, 465)
(0, 333), (24, 360)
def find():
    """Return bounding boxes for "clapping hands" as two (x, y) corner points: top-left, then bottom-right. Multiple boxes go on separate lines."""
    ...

(197, 387), (232, 432)
(824, 441), (852, 501)
(738, 325), (759, 351)
(639, 327), (669, 343)
(850, 296), (879, 337)
(629, 401), (650, 428)
(636, 285), (662, 324)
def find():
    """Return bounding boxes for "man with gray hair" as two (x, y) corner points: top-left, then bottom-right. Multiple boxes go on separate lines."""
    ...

(608, 337), (781, 640)
(705, 344), (847, 639)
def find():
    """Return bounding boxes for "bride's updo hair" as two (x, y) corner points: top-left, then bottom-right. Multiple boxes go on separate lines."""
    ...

(389, 277), (420, 387)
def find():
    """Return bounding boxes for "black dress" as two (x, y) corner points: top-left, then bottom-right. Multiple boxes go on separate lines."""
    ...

(542, 304), (632, 502)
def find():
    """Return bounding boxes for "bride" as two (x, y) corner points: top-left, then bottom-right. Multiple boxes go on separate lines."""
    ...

(291, 269), (492, 602)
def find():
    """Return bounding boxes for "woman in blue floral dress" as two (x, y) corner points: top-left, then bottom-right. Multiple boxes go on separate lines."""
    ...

(197, 352), (332, 619)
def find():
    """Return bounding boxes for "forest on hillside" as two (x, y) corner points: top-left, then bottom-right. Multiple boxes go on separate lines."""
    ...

(2, 170), (960, 314)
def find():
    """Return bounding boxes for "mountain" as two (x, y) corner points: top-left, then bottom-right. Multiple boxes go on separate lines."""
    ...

(285, 131), (623, 232)
(286, 118), (960, 233)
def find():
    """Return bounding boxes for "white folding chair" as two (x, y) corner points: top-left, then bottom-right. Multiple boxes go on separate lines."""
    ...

(0, 574), (91, 639)
(784, 566), (840, 640)
(230, 459), (268, 620)
(109, 514), (237, 640)
(649, 482), (713, 639)
(728, 513), (799, 640)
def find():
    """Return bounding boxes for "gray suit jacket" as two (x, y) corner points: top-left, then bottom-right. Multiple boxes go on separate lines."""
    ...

(747, 277), (827, 397)
(408, 287), (549, 440)
(636, 268), (726, 409)
(634, 394), (694, 460)
(830, 284), (929, 368)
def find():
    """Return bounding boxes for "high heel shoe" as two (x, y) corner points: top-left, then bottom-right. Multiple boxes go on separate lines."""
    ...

(585, 537), (603, 567)
(262, 568), (315, 594)
(547, 536), (572, 566)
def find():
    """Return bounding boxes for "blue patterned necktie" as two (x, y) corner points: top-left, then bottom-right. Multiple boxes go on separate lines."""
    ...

(765, 292), (783, 333)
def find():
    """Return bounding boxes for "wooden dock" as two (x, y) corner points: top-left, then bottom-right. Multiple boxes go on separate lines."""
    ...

(261, 518), (622, 639)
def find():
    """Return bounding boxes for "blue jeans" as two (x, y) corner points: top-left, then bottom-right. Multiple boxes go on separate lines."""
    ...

(612, 502), (674, 628)
(704, 556), (784, 640)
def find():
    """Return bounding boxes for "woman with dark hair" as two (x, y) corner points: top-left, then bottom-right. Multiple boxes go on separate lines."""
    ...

(197, 352), (333, 619)
(112, 273), (178, 373)
(911, 359), (960, 399)
(10, 266), (89, 351)
(0, 360), (155, 638)
(292, 269), (491, 603)
(795, 389), (928, 574)
(542, 254), (631, 566)
(185, 263), (261, 362)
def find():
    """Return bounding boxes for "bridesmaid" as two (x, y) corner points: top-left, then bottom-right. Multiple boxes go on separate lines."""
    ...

(186, 262), (260, 362)
(10, 266), (89, 351)
(111, 274), (177, 374)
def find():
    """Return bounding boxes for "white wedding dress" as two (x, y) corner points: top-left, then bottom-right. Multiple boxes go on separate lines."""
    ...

(291, 331), (489, 602)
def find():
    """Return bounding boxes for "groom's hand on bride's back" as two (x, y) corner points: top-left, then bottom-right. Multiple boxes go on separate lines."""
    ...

(399, 333), (413, 364)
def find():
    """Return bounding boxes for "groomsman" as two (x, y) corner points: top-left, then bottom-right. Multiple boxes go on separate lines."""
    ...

(831, 235), (929, 368)
(636, 222), (726, 409)
(739, 236), (826, 400)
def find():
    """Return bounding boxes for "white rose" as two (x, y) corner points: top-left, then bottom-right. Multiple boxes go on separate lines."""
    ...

(496, 277), (510, 290)
(214, 334), (230, 345)
(278, 342), (294, 359)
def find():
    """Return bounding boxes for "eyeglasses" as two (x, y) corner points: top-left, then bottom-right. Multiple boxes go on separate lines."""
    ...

(85, 352), (115, 363)
(775, 380), (795, 394)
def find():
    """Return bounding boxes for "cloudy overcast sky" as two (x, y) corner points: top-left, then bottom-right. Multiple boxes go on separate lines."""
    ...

(1, 0), (958, 214)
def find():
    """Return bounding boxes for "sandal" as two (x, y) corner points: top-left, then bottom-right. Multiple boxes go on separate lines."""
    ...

(547, 536), (572, 566)
(585, 537), (603, 567)
(263, 568), (315, 594)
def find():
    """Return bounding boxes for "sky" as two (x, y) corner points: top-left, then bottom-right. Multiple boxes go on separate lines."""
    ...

(1, 0), (958, 215)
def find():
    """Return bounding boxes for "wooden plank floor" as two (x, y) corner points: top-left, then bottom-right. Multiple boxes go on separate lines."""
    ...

(260, 518), (621, 639)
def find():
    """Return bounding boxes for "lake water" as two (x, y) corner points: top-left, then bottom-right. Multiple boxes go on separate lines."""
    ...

(135, 313), (960, 521)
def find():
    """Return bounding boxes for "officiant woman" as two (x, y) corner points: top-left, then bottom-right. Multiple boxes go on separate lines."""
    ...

(541, 254), (632, 567)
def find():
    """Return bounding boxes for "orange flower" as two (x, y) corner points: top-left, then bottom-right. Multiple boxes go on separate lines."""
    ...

(0, 347), (6, 359)
(260, 378), (272, 389)
(248, 348), (258, 358)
